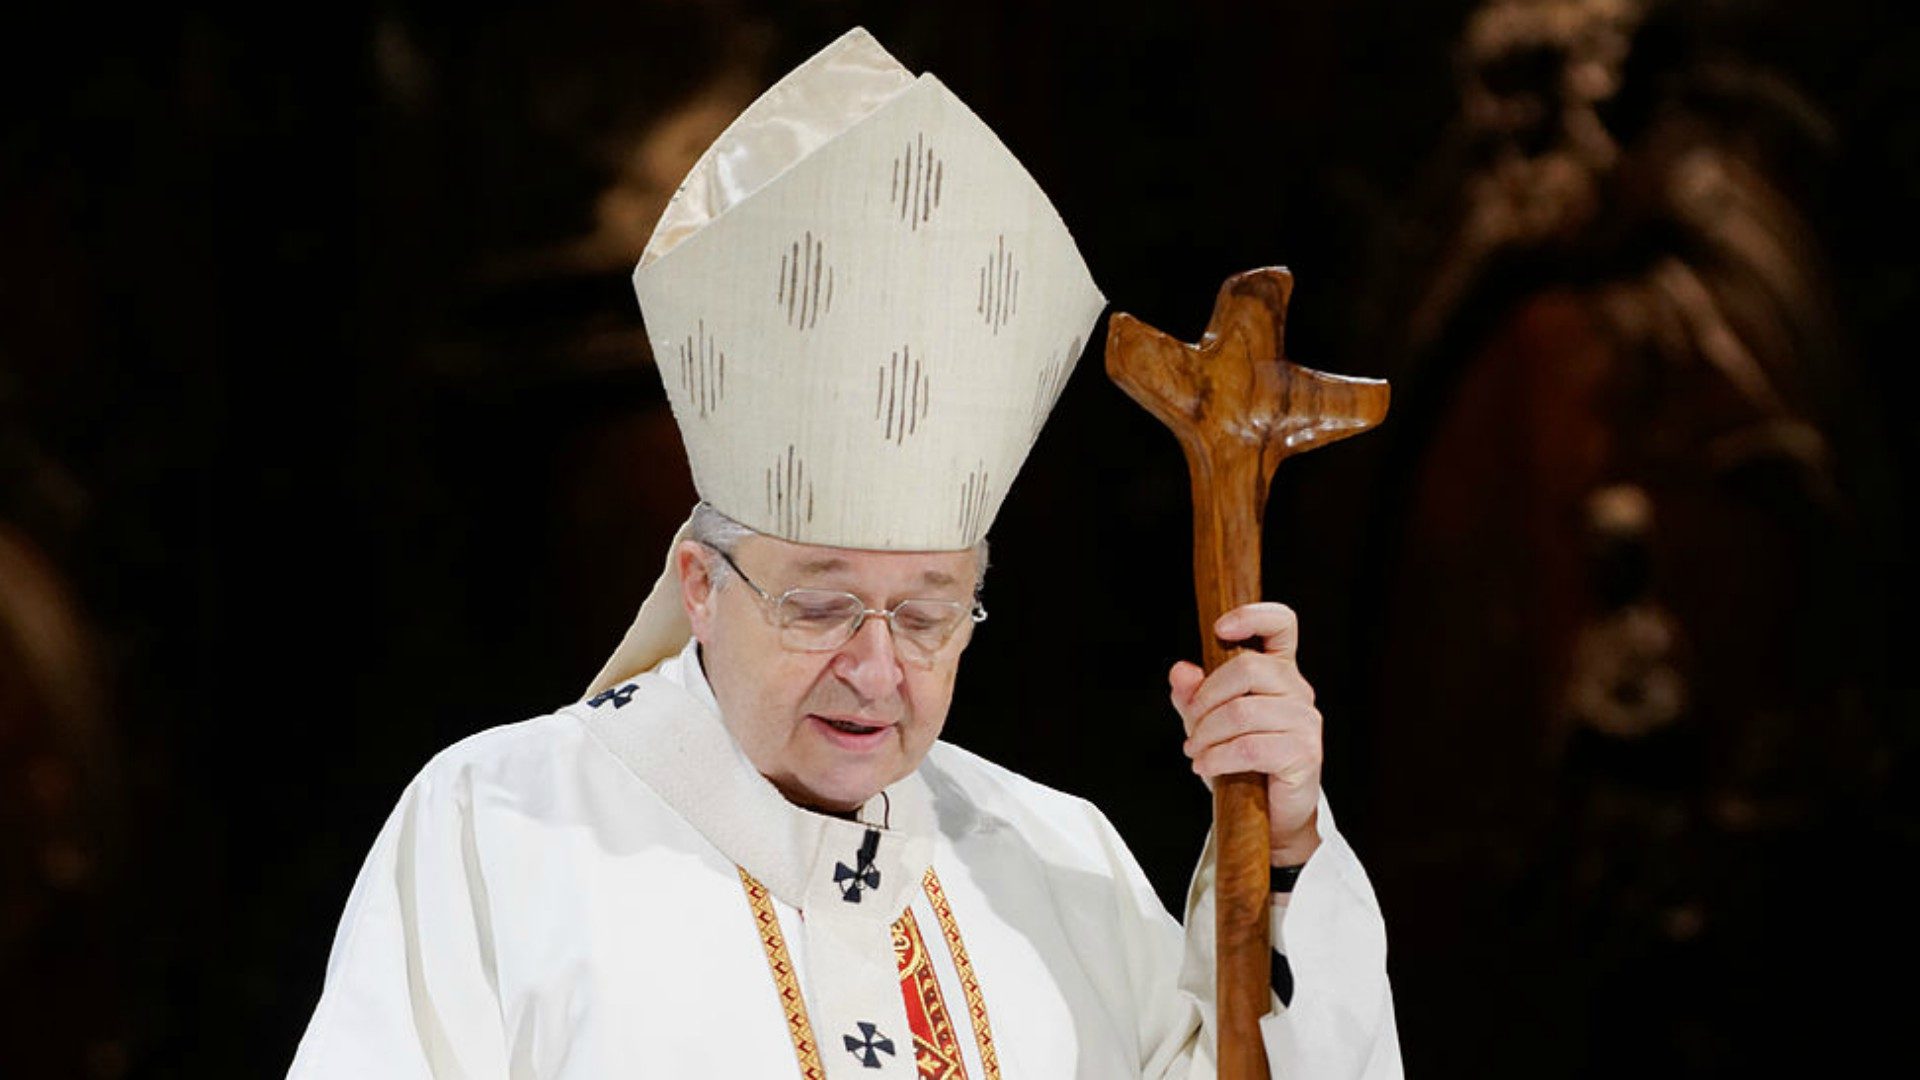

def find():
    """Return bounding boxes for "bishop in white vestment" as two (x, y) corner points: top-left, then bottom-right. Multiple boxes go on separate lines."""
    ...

(288, 27), (1402, 1079)
(289, 636), (1398, 1078)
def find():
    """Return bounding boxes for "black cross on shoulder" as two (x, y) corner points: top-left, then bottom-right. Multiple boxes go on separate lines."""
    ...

(833, 829), (883, 903)
(588, 683), (639, 709)
(843, 1021), (895, 1069)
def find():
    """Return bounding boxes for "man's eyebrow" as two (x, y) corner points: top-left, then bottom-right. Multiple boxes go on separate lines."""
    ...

(793, 556), (851, 576)
(787, 558), (963, 591)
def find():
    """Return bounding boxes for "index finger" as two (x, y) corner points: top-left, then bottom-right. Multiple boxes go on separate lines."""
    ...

(1213, 602), (1299, 660)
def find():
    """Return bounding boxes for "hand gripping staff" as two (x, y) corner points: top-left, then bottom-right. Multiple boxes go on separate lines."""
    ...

(1104, 268), (1389, 1080)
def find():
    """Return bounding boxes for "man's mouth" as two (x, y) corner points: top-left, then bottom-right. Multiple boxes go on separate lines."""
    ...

(808, 714), (895, 747)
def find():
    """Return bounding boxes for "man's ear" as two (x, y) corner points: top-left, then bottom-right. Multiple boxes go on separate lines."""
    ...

(677, 540), (716, 639)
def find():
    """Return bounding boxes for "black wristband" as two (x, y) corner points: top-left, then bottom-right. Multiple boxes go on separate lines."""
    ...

(1270, 862), (1305, 894)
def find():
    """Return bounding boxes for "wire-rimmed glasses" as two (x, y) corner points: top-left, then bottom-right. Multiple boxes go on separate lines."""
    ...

(706, 545), (986, 667)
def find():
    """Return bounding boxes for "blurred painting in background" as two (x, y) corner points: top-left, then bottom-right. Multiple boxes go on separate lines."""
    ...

(2, 1), (1911, 1076)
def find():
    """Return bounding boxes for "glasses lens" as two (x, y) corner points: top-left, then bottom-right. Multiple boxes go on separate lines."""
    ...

(775, 590), (864, 649)
(891, 600), (967, 656)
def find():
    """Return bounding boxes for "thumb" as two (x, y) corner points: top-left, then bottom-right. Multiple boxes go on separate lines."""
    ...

(1168, 660), (1205, 736)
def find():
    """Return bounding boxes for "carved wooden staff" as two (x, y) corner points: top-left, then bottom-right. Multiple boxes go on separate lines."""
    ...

(1106, 268), (1389, 1079)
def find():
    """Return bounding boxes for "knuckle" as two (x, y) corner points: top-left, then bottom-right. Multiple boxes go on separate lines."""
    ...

(1234, 732), (1280, 771)
(1302, 729), (1323, 766)
(1233, 738), (1263, 770)
(1222, 696), (1265, 733)
(1222, 652), (1262, 684)
(1293, 675), (1317, 706)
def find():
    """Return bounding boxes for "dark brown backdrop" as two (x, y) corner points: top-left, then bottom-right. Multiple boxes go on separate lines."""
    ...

(3, 2), (1912, 1076)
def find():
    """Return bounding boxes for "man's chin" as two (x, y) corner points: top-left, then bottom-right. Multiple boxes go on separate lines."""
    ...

(775, 784), (872, 817)
(779, 764), (904, 818)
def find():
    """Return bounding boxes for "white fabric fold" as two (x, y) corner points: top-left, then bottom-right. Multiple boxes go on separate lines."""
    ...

(583, 510), (695, 697)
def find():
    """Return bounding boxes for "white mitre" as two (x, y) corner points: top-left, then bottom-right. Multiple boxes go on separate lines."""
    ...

(587, 27), (1105, 694)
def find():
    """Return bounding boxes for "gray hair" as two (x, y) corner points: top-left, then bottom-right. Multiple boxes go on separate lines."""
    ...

(687, 501), (989, 597)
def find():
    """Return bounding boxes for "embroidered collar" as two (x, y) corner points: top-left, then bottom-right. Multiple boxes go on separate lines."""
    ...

(579, 638), (936, 917)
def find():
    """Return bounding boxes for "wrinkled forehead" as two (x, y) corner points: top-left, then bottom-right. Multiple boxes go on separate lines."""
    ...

(738, 533), (978, 595)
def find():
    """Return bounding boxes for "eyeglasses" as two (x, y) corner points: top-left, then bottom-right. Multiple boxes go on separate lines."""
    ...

(706, 545), (987, 667)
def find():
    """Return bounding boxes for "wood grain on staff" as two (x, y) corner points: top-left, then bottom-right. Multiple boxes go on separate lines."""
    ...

(1105, 267), (1389, 1080)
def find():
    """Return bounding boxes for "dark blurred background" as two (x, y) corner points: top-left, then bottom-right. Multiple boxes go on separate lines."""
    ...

(3, 0), (1913, 1075)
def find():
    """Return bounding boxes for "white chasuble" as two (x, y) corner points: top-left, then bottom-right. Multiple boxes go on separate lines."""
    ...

(288, 642), (1401, 1078)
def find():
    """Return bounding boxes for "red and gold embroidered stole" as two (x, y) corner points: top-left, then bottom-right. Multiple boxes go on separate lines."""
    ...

(739, 867), (1002, 1079)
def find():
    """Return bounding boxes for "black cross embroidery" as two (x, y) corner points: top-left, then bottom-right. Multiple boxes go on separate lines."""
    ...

(588, 684), (638, 709)
(843, 1021), (895, 1068)
(833, 829), (882, 903)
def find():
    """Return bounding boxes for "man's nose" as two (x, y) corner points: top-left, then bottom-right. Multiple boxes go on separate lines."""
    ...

(832, 612), (904, 699)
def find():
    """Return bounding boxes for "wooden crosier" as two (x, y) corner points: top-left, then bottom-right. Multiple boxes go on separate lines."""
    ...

(1105, 268), (1389, 1079)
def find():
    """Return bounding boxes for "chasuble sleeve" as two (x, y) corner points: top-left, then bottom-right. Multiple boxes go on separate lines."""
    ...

(1172, 787), (1403, 1079)
(932, 741), (1401, 1077)
(287, 754), (511, 1079)
(1034, 787), (1398, 1078)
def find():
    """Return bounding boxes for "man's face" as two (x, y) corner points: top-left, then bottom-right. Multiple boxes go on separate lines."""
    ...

(679, 535), (979, 814)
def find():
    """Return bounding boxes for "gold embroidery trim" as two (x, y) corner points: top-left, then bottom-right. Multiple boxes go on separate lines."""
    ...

(738, 868), (827, 1080)
(922, 869), (1003, 1079)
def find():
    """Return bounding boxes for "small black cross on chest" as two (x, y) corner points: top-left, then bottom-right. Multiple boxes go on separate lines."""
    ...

(832, 828), (883, 903)
(843, 1021), (895, 1068)
(588, 683), (638, 709)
